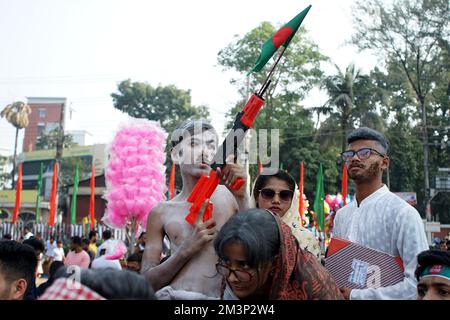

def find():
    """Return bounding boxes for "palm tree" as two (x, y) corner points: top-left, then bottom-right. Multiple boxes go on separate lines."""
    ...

(320, 63), (361, 153)
(0, 101), (31, 188)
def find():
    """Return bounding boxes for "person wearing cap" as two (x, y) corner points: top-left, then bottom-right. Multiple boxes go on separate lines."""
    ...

(415, 249), (450, 300)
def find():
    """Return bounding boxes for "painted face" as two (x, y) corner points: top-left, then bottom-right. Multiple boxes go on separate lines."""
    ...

(343, 140), (388, 182)
(174, 129), (218, 178)
(417, 276), (450, 300)
(220, 242), (273, 299)
(256, 178), (293, 218)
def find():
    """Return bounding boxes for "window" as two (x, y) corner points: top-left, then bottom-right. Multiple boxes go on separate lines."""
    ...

(38, 108), (46, 118)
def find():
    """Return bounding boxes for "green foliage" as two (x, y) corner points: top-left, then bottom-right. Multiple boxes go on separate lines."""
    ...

(111, 80), (210, 134)
(35, 128), (78, 151)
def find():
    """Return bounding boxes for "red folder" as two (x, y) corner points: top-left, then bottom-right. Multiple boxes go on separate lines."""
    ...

(324, 237), (404, 289)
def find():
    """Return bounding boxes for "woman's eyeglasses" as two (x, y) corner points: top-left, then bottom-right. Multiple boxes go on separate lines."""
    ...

(340, 147), (385, 162)
(258, 188), (294, 202)
(216, 263), (254, 282)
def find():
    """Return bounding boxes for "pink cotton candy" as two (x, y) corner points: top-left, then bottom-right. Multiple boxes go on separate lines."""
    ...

(102, 118), (167, 230)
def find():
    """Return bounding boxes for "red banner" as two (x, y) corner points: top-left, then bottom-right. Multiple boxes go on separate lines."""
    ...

(298, 162), (304, 223)
(48, 161), (58, 227)
(169, 163), (175, 199)
(12, 163), (22, 223)
(342, 164), (348, 206)
(89, 162), (95, 230)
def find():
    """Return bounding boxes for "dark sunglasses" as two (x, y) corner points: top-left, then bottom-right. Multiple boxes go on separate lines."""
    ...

(216, 263), (254, 282)
(259, 188), (294, 202)
(341, 147), (385, 161)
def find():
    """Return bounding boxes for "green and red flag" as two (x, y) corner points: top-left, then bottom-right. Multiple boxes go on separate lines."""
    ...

(12, 162), (22, 224)
(313, 163), (325, 232)
(35, 162), (44, 224)
(70, 162), (79, 224)
(251, 5), (312, 73)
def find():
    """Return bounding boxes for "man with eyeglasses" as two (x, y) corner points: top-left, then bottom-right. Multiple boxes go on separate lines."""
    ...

(332, 127), (428, 300)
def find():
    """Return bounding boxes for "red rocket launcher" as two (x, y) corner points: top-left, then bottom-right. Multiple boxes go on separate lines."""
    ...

(185, 5), (312, 225)
(185, 91), (266, 225)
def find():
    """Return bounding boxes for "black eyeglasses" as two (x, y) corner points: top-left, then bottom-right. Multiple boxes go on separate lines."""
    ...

(341, 147), (386, 161)
(216, 263), (254, 282)
(259, 188), (294, 202)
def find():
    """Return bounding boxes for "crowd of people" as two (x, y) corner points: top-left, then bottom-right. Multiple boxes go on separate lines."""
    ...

(1, 123), (449, 300)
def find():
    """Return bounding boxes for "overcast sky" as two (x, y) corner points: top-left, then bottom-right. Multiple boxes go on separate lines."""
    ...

(0, 0), (378, 155)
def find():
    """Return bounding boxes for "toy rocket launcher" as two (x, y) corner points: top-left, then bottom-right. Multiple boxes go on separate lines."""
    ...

(185, 93), (265, 225)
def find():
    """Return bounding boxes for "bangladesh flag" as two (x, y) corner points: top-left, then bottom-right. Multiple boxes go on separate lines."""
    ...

(251, 5), (312, 73)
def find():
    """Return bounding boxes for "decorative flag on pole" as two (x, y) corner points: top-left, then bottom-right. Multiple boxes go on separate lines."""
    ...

(169, 163), (175, 199)
(299, 161), (304, 223)
(313, 163), (325, 232)
(251, 5), (312, 72)
(89, 162), (95, 230)
(12, 162), (22, 224)
(70, 162), (79, 225)
(35, 162), (43, 224)
(48, 161), (58, 227)
(342, 164), (348, 206)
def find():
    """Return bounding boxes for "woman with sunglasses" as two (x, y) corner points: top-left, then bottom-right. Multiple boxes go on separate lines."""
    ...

(214, 208), (343, 300)
(251, 170), (320, 259)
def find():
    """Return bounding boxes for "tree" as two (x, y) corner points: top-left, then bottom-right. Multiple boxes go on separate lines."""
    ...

(218, 22), (339, 194)
(351, 0), (450, 219)
(0, 101), (32, 188)
(36, 128), (78, 151)
(319, 63), (386, 153)
(0, 155), (11, 189)
(111, 80), (210, 134)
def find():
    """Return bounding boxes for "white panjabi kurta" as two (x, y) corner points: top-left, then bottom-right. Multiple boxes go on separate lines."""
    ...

(333, 185), (429, 300)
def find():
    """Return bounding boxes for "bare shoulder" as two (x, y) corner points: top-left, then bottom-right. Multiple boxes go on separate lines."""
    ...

(215, 185), (239, 209)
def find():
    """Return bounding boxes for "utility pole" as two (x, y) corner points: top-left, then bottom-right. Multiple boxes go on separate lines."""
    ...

(53, 101), (66, 227)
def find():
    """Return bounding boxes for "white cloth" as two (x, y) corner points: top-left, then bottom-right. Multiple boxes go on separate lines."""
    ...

(96, 239), (117, 258)
(24, 232), (34, 240)
(52, 247), (65, 262)
(91, 256), (122, 270)
(45, 240), (58, 258)
(333, 185), (429, 300)
(155, 286), (219, 300)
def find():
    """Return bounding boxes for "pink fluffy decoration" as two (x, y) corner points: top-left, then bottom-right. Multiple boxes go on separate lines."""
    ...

(102, 118), (167, 230)
(104, 240), (127, 260)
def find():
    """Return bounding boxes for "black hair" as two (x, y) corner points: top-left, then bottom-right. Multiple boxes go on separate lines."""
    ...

(253, 169), (296, 205)
(49, 235), (55, 241)
(23, 238), (45, 254)
(81, 238), (90, 246)
(0, 240), (37, 286)
(88, 230), (97, 240)
(71, 236), (82, 246)
(170, 119), (217, 148)
(54, 267), (155, 300)
(214, 208), (280, 270)
(138, 232), (146, 240)
(102, 229), (112, 240)
(2, 234), (12, 240)
(415, 249), (450, 281)
(127, 252), (143, 263)
(346, 127), (389, 154)
(48, 261), (64, 278)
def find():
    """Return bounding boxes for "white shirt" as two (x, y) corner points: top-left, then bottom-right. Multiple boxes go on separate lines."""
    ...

(45, 240), (58, 257)
(333, 185), (429, 300)
(96, 239), (117, 258)
(52, 247), (65, 262)
(23, 232), (34, 240)
(91, 256), (122, 270)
